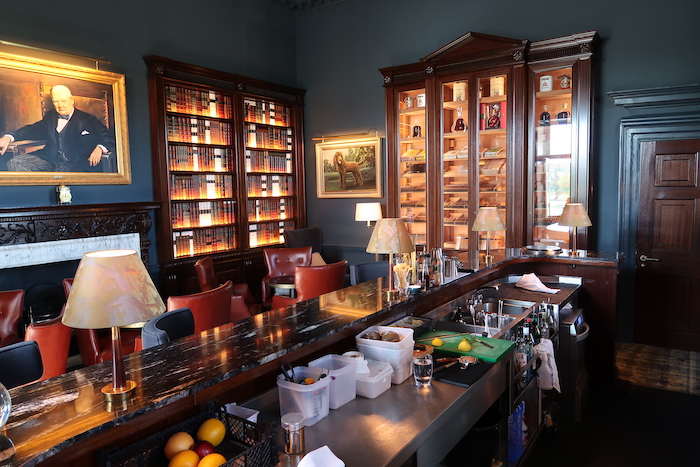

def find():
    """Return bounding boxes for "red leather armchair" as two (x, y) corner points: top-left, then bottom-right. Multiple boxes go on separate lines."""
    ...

(25, 307), (72, 381)
(167, 281), (234, 333)
(62, 278), (140, 366)
(262, 246), (313, 305)
(194, 256), (261, 314)
(0, 289), (25, 347)
(271, 260), (348, 309)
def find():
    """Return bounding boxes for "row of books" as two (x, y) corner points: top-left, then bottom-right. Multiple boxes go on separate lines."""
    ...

(171, 200), (236, 229)
(168, 145), (234, 172)
(244, 150), (293, 174)
(248, 220), (294, 248)
(167, 116), (233, 146)
(245, 124), (293, 150)
(247, 198), (293, 222)
(172, 226), (237, 258)
(246, 174), (294, 197)
(244, 98), (292, 127)
(170, 174), (234, 200)
(166, 85), (233, 119)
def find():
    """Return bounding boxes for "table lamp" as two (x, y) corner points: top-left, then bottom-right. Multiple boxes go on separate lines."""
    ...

(355, 202), (383, 227)
(472, 207), (505, 267)
(62, 249), (165, 402)
(559, 203), (592, 256)
(366, 218), (414, 299)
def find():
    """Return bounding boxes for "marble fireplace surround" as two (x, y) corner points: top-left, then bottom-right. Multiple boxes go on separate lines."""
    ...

(0, 202), (160, 267)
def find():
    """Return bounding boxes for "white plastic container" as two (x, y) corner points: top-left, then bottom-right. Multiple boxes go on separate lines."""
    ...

(308, 354), (356, 409)
(356, 326), (415, 384)
(356, 360), (393, 399)
(277, 366), (329, 426)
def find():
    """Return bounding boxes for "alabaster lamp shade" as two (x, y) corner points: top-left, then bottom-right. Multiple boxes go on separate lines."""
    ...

(355, 202), (383, 227)
(63, 249), (165, 401)
(472, 207), (505, 266)
(559, 203), (592, 255)
(366, 218), (414, 298)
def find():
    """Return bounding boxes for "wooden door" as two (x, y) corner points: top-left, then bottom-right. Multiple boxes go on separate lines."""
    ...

(635, 139), (700, 351)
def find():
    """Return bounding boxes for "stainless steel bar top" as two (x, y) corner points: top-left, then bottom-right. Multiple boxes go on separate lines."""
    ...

(246, 359), (507, 467)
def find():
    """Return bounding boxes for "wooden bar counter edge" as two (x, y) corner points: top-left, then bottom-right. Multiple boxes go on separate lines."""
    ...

(5, 249), (621, 466)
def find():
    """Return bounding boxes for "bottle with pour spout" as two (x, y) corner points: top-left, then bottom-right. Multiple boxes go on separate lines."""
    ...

(431, 248), (444, 287)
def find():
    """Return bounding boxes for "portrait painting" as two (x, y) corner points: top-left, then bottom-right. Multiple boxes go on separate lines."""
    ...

(316, 136), (381, 198)
(0, 51), (131, 185)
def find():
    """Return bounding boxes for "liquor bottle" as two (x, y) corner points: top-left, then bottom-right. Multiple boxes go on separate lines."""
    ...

(539, 105), (550, 126)
(556, 103), (571, 123)
(452, 107), (466, 132)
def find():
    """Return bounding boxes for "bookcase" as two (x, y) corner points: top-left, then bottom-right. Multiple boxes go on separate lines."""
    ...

(146, 56), (306, 297)
(381, 31), (596, 267)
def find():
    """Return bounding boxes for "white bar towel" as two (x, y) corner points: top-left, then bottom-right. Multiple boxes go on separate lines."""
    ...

(516, 273), (560, 294)
(298, 445), (345, 467)
(534, 338), (560, 392)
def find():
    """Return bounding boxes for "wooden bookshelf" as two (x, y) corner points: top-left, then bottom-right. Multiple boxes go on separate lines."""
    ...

(146, 56), (306, 297)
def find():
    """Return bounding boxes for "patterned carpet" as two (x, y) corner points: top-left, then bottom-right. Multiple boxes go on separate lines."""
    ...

(616, 342), (700, 395)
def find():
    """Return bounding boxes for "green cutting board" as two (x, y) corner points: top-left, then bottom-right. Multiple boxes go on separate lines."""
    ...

(416, 330), (514, 363)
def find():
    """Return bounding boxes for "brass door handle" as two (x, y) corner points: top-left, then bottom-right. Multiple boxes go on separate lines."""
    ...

(639, 255), (660, 262)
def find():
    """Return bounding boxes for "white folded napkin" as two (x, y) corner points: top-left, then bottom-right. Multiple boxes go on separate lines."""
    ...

(534, 338), (561, 392)
(298, 445), (345, 467)
(515, 273), (560, 294)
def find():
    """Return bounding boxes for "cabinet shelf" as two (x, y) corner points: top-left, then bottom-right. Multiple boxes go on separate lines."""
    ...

(535, 89), (572, 99)
(243, 120), (291, 130)
(400, 107), (426, 116)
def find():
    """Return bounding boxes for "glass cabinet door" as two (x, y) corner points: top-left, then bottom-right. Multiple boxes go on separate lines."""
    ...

(441, 80), (470, 251)
(398, 87), (427, 247)
(531, 67), (573, 249)
(476, 73), (508, 262)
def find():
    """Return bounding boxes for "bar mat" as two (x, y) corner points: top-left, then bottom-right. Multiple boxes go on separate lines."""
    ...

(433, 361), (494, 388)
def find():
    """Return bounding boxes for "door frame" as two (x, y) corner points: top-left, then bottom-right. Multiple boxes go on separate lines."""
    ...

(617, 112), (700, 341)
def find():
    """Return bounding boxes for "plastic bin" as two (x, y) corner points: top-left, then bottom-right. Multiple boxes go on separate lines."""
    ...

(355, 360), (393, 399)
(277, 366), (329, 426)
(98, 402), (276, 467)
(308, 354), (356, 409)
(356, 326), (414, 384)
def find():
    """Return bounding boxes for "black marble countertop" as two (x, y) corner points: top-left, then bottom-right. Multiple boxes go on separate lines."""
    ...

(5, 250), (621, 466)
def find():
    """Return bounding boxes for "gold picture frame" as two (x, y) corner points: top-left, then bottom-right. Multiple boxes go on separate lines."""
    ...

(0, 51), (131, 185)
(316, 136), (381, 198)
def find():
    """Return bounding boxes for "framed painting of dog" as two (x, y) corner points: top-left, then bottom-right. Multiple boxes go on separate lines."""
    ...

(315, 136), (381, 198)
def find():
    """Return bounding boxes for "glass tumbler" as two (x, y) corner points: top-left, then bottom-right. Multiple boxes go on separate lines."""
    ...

(413, 354), (433, 387)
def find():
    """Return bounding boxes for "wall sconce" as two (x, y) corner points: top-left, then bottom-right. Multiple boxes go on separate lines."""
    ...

(559, 203), (592, 257)
(355, 202), (383, 227)
(472, 207), (505, 267)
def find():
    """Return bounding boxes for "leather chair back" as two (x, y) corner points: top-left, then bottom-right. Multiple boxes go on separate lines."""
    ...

(349, 261), (389, 285)
(141, 307), (195, 349)
(284, 227), (323, 254)
(25, 306), (72, 381)
(271, 260), (348, 309)
(0, 340), (43, 389)
(0, 289), (25, 347)
(262, 246), (313, 304)
(167, 281), (232, 333)
(194, 256), (218, 292)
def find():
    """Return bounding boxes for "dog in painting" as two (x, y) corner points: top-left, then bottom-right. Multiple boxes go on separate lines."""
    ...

(334, 151), (363, 190)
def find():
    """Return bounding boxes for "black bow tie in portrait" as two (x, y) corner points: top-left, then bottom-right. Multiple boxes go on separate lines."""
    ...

(58, 114), (70, 120)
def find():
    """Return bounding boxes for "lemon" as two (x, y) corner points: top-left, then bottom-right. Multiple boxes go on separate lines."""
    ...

(458, 338), (472, 352)
(431, 337), (444, 346)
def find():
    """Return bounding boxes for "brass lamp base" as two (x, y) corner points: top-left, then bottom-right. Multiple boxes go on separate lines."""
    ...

(102, 380), (137, 402)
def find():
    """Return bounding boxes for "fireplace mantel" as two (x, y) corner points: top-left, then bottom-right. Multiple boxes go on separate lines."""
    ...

(0, 202), (160, 264)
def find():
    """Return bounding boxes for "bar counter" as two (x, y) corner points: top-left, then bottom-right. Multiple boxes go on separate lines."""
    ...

(5, 249), (621, 466)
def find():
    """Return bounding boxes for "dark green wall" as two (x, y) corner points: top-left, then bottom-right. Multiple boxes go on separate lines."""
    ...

(3, 0), (700, 269)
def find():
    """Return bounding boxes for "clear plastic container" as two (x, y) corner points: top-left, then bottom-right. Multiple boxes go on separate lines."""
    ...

(277, 366), (329, 426)
(308, 354), (356, 409)
(355, 360), (393, 398)
(356, 326), (415, 384)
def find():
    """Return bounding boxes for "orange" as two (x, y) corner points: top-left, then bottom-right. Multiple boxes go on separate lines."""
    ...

(196, 418), (226, 447)
(164, 432), (195, 459)
(168, 449), (199, 467)
(197, 453), (227, 467)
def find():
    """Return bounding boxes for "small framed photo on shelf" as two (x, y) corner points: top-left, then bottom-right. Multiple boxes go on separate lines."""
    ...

(0, 51), (131, 185)
(316, 136), (382, 198)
